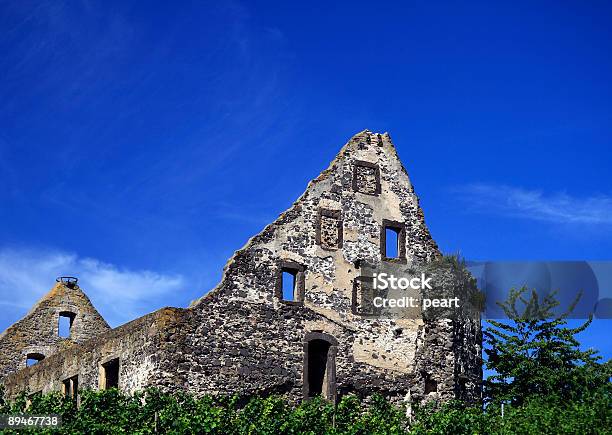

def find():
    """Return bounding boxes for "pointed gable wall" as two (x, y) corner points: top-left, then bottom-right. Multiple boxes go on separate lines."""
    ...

(194, 130), (440, 311)
(172, 130), (480, 402)
(0, 280), (110, 380)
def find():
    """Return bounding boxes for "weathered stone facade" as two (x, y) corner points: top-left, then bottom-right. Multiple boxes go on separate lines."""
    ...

(0, 279), (110, 380)
(0, 130), (482, 407)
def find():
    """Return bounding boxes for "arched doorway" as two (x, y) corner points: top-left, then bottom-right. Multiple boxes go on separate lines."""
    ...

(303, 332), (337, 402)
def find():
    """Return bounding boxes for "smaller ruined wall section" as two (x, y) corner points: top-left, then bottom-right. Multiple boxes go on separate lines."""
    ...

(451, 318), (482, 402)
(412, 260), (483, 404)
(0, 283), (110, 380)
(412, 317), (482, 404)
(1, 307), (185, 399)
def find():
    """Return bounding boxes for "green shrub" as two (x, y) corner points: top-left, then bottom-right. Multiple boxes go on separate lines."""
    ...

(0, 387), (609, 434)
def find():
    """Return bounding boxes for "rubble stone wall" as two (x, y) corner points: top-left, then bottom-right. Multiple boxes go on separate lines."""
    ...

(1, 130), (483, 406)
(2, 307), (184, 397)
(0, 283), (110, 380)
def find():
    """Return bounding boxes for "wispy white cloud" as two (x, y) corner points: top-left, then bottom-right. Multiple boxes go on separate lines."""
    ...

(456, 184), (612, 225)
(0, 247), (184, 328)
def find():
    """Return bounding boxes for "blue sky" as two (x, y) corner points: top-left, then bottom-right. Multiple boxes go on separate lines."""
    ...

(1, 1), (611, 360)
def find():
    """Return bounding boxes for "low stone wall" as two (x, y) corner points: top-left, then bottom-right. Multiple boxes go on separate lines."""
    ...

(2, 307), (185, 398)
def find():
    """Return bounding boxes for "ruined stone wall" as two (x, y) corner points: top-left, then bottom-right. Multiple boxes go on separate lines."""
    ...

(148, 262), (482, 406)
(413, 259), (483, 403)
(152, 300), (481, 406)
(147, 293), (416, 405)
(2, 307), (185, 398)
(1, 130), (482, 406)
(191, 131), (443, 376)
(176, 130), (481, 404)
(0, 282), (110, 380)
(194, 131), (439, 308)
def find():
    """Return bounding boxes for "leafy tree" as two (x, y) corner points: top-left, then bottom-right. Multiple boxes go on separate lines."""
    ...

(484, 286), (611, 405)
(410, 395), (611, 435)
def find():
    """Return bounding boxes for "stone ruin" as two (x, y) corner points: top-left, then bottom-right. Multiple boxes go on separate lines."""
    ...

(0, 130), (482, 407)
(0, 277), (110, 382)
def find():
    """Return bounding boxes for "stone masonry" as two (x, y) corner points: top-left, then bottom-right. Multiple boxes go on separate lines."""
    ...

(0, 130), (482, 408)
(0, 279), (110, 380)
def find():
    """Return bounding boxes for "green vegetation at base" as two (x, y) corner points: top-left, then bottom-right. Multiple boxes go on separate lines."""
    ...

(0, 387), (609, 434)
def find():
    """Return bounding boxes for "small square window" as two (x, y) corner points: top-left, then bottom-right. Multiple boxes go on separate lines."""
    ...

(381, 220), (406, 262)
(277, 262), (305, 303)
(58, 311), (75, 338)
(317, 209), (342, 250)
(101, 358), (119, 389)
(282, 271), (296, 301)
(352, 160), (381, 195)
(26, 353), (45, 367)
(62, 375), (78, 400)
(385, 227), (400, 258)
(352, 276), (375, 315)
